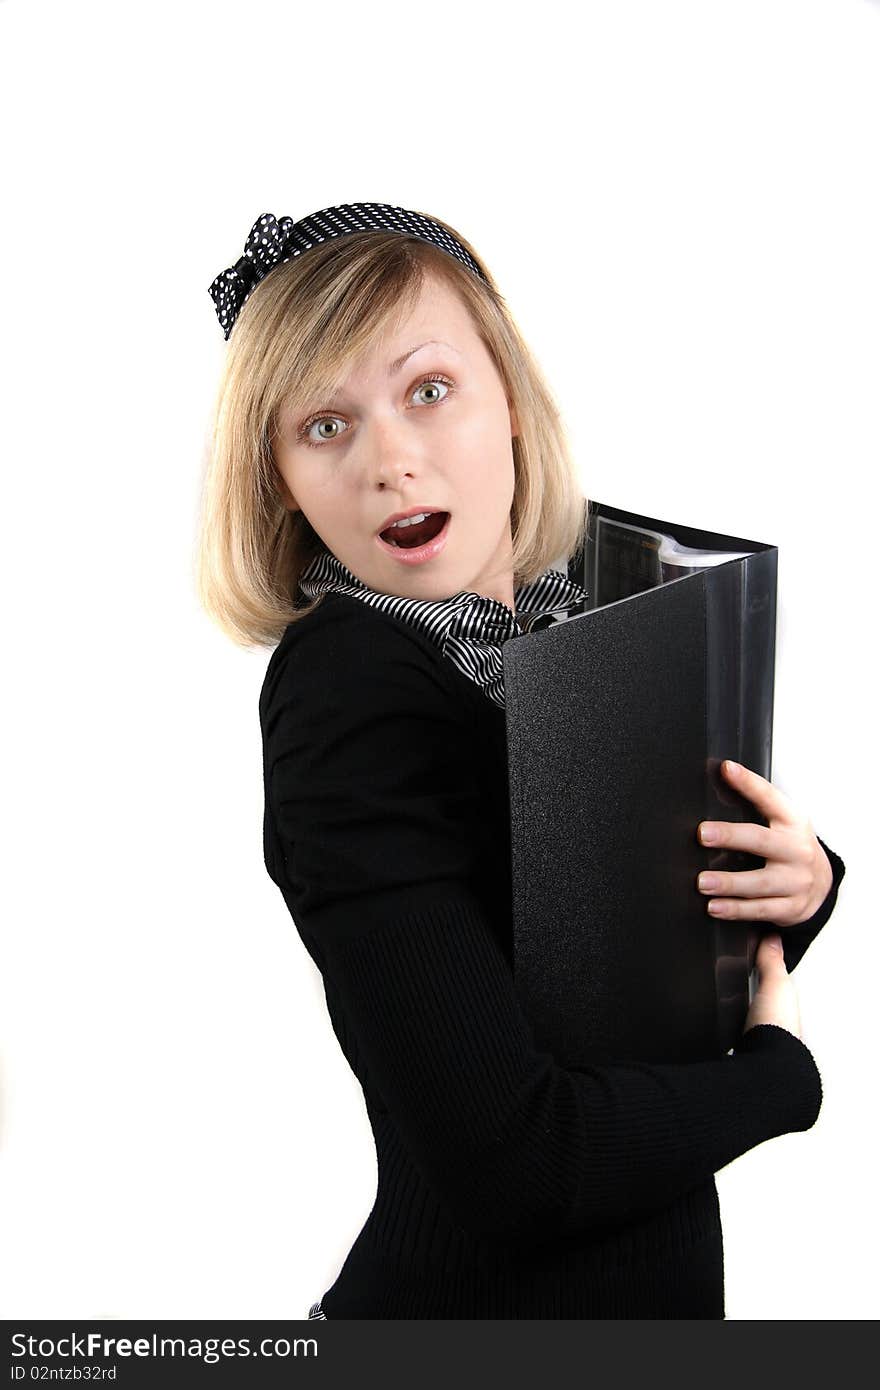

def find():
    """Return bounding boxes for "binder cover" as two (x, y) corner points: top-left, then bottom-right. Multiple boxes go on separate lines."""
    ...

(504, 498), (773, 1066)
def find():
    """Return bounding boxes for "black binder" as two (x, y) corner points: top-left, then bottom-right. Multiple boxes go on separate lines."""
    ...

(504, 498), (773, 1066)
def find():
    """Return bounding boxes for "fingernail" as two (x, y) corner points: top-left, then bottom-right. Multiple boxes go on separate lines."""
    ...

(700, 825), (718, 843)
(708, 901), (725, 914)
(725, 760), (740, 773)
(698, 874), (719, 891)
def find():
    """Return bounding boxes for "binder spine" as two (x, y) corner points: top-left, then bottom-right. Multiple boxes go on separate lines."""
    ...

(739, 546), (777, 784)
(702, 548), (777, 1050)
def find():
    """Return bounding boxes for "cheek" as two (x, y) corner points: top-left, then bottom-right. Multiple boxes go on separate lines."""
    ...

(293, 468), (345, 515)
(450, 401), (515, 473)
(285, 476), (349, 544)
(485, 430), (517, 503)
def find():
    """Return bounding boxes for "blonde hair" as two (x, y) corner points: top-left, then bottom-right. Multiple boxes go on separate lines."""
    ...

(195, 212), (588, 649)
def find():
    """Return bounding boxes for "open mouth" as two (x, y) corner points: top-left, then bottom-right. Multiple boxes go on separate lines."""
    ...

(378, 511), (448, 548)
(376, 511), (451, 564)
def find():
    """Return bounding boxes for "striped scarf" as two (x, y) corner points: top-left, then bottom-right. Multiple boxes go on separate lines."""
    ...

(298, 549), (589, 709)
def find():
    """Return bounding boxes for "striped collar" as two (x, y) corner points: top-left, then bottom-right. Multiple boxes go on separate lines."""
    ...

(298, 549), (589, 709)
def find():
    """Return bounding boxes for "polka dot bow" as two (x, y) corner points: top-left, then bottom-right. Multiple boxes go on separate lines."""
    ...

(208, 204), (490, 341)
(208, 213), (297, 341)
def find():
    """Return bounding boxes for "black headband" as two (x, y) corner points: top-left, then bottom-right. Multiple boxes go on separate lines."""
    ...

(208, 202), (489, 341)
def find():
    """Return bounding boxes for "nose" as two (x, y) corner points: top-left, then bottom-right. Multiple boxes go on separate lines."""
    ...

(366, 415), (423, 491)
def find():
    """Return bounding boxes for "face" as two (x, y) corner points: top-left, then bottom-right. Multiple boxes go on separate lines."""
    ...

(273, 272), (520, 610)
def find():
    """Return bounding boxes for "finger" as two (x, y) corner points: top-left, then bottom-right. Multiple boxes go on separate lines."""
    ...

(718, 760), (800, 827)
(762, 933), (784, 952)
(756, 933), (784, 960)
(704, 895), (797, 922)
(755, 933), (787, 966)
(696, 819), (792, 859)
(696, 866), (789, 899)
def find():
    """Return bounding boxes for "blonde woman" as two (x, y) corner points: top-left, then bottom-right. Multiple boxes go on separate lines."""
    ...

(197, 205), (845, 1320)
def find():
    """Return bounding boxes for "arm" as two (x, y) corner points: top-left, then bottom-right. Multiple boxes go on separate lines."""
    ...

(262, 607), (823, 1249)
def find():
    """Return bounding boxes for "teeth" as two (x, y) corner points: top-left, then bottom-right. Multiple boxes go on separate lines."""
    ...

(391, 511), (432, 528)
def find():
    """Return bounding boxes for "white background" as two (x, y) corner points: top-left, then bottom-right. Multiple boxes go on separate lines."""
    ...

(0, 0), (875, 1321)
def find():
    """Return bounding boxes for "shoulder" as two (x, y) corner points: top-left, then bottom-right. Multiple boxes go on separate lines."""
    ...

(260, 591), (459, 741)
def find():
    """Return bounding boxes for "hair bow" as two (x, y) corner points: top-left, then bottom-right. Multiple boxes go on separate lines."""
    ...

(208, 212), (296, 340)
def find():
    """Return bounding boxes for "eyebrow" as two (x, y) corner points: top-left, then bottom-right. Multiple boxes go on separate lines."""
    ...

(386, 339), (459, 376)
(287, 340), (460, 430)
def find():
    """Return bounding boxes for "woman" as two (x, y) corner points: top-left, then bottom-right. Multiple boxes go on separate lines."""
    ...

(197, 204), (845, 1318)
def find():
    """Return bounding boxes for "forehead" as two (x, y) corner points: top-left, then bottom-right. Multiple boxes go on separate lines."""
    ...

(355, 273), (477, 366)
(294, 273), (481, 407)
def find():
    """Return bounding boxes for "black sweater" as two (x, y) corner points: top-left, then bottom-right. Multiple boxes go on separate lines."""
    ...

(259, 591), (846, 1319)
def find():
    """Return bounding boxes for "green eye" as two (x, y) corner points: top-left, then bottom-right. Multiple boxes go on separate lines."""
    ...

(412, 377), (451, 406)
(298, 372), (455, 448)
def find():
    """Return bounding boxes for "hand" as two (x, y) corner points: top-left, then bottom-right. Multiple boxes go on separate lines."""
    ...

(743, 934), (802, 1040)
(696, 760), (834, 927)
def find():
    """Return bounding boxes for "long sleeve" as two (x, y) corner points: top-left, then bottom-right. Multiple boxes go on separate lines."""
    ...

(262, 603), (823, 1250)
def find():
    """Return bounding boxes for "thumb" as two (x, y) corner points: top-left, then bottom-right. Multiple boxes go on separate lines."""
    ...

(757, 933), (786, 969)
